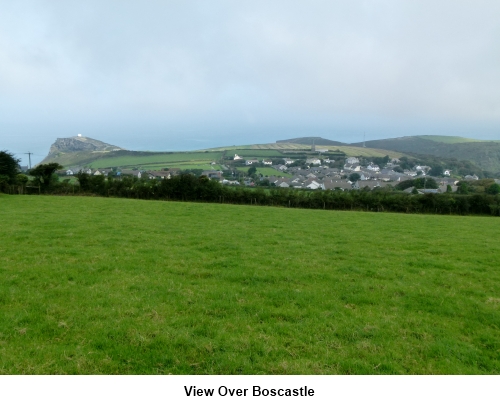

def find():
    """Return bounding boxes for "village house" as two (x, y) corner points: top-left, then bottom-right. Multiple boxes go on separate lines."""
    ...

(343, 163), (362, 172)
(201, 170), (223, 180)
(323, 179), (352, 191)
(146, 170), (172, 180)
(403, 170), (418, 177)
(305, 179), (323, 190)
(305, 158), (321, 165)
(120, 169), (142, 178)
(221, 179), (240, 185)
(357, 180), (382, 190)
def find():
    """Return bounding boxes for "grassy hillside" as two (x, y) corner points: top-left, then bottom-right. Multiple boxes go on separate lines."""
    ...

(1, 195), (499, 374)
(41, 142), (404, 169)
(39, 150), (113, 168)
(206, 143), (403, 159)
(417, 135), (486, 144)
(86, 151), (224, 169)
(359, 136), (500, 173)
(276, 136), (345, 146)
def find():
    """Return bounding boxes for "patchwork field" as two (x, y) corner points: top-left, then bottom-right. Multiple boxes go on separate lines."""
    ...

(0, 195), (499, 374)
(207, 143), (403, 158)
(87, 151), (224, 169)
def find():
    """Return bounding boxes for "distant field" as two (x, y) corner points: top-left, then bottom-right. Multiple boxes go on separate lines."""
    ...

(207, 144), (404, 159)
(139, 163), (221, 171)
(88, 152), (223, 169)
(1, 195), (499, 374)
(51, 143), (405, 170)
(228, 150), (284, 157)
(332, 146), (401, 158)
(205, 143), (311, 151)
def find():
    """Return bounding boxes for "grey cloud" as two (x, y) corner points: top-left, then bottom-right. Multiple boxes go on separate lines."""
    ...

(1, 1), (500, 164)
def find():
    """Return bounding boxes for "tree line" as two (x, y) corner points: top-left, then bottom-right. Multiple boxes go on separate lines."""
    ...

(72, 172), (500, 216)
(2, 155), (500, 216)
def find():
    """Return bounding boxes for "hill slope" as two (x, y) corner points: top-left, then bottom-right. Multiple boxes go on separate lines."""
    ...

(276, 136), (346, 146)
(39, 136), (125, 166)
(39, 134), (500, 173)
(354, 136), (500, 173)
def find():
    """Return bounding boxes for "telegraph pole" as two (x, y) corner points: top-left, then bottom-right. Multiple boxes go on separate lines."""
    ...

(25, 152), (33, 169)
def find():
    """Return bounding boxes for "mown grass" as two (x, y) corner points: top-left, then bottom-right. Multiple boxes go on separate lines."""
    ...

(0, 194), (499, 374)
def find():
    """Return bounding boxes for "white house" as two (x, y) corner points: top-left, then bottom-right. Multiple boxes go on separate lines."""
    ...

(147, 170), (172, 179)
(404, 170), (418, 177)
(66, 169), (74, 176)
(283, 159), (294, 165)
(306, 158), (321, 165)
(262, 160), (273, 165)
(305, 180), (322, 190)
(245, 159), (259, 165)
(234, 154), (243, 160)
(221, 179), (240, 185)
(367, 163), (380, 172)
(344, 164), (361, 171)
(346, 157), (359, 164)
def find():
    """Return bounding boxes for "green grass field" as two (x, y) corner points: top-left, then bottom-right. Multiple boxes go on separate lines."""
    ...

(206, 143), (404, 158)
(417, 135), (497, 144)
(228, 150), (285, 157)
(88, 152), (223, 169)
(1, 194), (499, 374)
(139, 163), (221, 171)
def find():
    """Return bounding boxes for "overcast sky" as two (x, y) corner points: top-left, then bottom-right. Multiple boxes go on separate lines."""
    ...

(2, 1), (500, 165)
